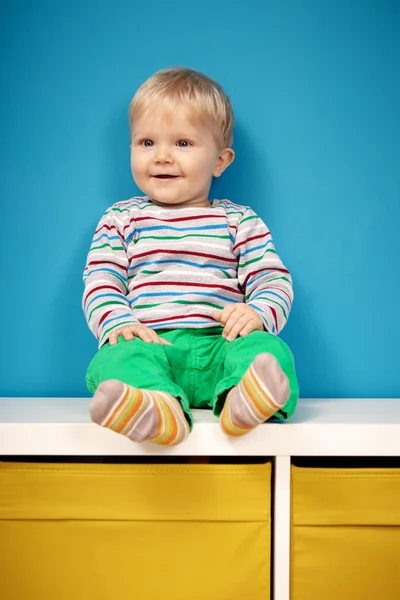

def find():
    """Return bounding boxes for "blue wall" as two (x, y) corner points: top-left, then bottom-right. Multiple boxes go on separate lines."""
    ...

(1, 0), (399, 398)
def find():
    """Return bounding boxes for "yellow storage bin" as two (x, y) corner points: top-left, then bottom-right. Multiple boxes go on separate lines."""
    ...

(0, 461), (271, 600)
(291, 464), (400, 600)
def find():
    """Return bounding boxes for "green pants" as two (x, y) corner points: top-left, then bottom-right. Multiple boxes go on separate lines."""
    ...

(86, 327), (299, 427)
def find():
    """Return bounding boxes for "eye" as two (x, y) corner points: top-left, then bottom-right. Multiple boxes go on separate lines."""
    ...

(141, 139), (154, 147)
(177, 140), (191, 148)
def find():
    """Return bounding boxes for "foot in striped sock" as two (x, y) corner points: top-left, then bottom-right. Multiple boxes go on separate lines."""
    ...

(89, 380), (189, 446)
(220, 353), (290, 437)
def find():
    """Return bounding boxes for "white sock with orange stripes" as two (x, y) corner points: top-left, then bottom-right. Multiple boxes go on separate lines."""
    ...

(89, 380), (189, 446)
(220, 353), (290, 436)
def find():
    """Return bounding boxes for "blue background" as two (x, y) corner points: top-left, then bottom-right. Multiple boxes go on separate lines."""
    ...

(1, 0), (399, 398)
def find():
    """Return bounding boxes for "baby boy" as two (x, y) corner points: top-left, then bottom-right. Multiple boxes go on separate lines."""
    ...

(83, 67), (299, 445)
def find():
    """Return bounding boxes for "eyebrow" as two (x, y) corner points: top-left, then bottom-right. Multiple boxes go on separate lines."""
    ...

(133, 131), (203, 142)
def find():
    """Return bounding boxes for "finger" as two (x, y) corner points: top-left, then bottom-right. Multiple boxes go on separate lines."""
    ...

(160, 338), (174, 346)
(222, 309), (247, 338)
(211, 309), (223, 323)
(123, 329), (135, 341)
(239, 321), (258, 338)
(218, 304), (238, 327)
(137, 329), (155, 343)
(224, 314), (249, 341)
(109, 331), (118, 346)
(148, 329), (163, 344)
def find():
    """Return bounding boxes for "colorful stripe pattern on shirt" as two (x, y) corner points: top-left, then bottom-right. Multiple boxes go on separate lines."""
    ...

(83, 197), (293, 346)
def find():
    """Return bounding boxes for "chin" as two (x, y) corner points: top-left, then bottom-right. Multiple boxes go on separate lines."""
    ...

(152, 195), (178, 202)
(152, 197), (181, 206)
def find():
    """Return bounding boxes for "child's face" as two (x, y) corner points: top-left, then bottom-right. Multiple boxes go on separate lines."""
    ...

(130, 108), (234, 208)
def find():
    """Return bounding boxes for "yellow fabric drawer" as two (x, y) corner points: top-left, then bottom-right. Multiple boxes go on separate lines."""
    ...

(291, 465), (400, 600)
(0, 461), (271, 600)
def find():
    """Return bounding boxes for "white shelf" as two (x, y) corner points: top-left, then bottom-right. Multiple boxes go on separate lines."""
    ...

(2, 396), (399, 600)
(1, 397), (399, 456)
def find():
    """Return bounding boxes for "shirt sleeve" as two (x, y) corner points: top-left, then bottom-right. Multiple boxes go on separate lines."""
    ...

(82, 205), (140, 347)
(233, 208), (293, 334)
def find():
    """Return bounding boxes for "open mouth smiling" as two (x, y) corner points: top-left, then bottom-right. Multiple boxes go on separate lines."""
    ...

(153, 174), (181, 179)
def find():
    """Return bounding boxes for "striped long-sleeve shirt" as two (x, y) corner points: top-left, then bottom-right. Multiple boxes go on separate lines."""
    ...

(83, 196), (293, 347)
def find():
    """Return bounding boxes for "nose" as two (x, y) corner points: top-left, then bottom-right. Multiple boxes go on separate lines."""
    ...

(154, 144), (173, 164)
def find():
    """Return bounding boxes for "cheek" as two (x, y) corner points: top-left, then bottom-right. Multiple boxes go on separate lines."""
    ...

(131, 154), (147, 176)
(183, 154), (214, 179)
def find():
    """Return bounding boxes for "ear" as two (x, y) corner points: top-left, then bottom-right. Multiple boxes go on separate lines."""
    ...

(213, 148), (235, 178)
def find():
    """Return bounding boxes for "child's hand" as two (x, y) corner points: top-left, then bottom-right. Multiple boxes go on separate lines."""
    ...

(212, 303), (264, 341)
(108, 324), (173, 346)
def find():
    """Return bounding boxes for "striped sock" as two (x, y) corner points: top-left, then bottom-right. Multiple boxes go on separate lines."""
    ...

(89, 379), (189, 446)
(220, 353), (290, 437)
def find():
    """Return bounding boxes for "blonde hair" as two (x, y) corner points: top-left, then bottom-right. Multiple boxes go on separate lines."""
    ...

(129, 67), (234, 149)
